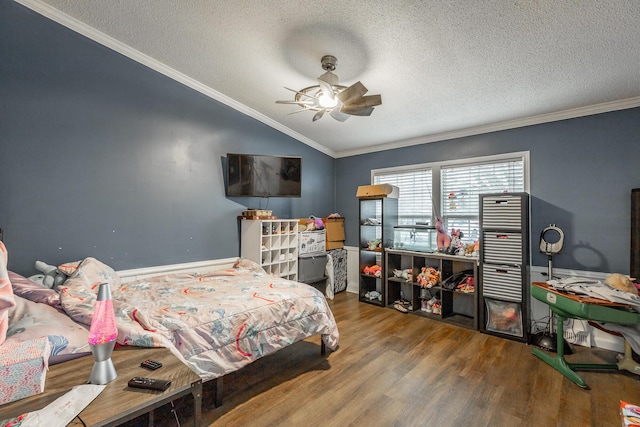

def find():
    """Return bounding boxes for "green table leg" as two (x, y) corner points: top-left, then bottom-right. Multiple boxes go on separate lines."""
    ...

(532, 313), (618, 388)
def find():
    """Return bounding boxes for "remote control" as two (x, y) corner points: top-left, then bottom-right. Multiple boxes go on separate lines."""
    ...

(128, 377), (171, 391)
(141, 359), (162, 370)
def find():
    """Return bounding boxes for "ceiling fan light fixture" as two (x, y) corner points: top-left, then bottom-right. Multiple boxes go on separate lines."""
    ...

(318, 93), (338, 108)
(276, 55), (381, 122)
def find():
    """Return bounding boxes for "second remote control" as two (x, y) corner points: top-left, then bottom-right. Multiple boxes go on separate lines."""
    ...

(128, 377), (171, 391)
(141, 359), (162, 370)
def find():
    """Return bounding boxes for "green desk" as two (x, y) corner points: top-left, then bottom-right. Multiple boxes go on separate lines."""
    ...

(531, 282), (640, 388)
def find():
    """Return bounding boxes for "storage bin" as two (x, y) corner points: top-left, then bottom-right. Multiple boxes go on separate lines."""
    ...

(484, 298), (523, 337)
(298, 254), (327, 283)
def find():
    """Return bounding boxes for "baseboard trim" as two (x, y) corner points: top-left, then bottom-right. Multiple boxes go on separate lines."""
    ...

(345, 246), (359, 294)
(117, 257), (237, 282)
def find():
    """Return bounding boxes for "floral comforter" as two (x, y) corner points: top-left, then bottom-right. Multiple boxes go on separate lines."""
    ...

(59, 258), (339, 381)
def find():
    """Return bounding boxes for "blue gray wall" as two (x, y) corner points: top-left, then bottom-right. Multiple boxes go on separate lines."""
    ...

(0, 1), (334, 275)
(3, 0), (639, 277)
(336, 108), (640, 274)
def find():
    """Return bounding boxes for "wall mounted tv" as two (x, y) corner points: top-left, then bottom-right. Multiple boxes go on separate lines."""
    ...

(226, 153), (302, 198)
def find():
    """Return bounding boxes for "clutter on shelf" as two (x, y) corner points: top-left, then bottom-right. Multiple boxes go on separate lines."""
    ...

(416, 267), (440, 288)
(363, 265), (382, 277)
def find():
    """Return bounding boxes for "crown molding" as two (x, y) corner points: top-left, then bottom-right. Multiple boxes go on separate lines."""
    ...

(16, 0), (639, 160)
(336, 96), (640, 158)
(15, 0), (336, 158)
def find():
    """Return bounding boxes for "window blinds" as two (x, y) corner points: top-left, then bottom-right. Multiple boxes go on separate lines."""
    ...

(372, 155), (525, 243)
(373, 168), (432, 226)
(441, 159), (524, 241)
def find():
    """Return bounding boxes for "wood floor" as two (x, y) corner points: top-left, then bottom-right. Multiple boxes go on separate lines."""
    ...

(138, 291), (640, 427)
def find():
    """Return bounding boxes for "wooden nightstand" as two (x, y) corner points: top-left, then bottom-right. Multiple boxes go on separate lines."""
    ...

(1, 346), (202, 426)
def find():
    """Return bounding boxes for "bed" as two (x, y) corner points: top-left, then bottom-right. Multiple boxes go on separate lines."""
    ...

(59, 256), (339, 382)
(2, 252), (339, 408)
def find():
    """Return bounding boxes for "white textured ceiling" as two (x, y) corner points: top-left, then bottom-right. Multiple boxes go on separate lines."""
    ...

(22, 0), (640, 157)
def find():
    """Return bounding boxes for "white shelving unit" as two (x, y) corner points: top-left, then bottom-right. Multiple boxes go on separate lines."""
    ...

(240, 219), (299, 280)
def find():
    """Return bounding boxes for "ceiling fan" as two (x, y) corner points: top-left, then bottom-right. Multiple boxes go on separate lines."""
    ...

(276, 55), (382, 122)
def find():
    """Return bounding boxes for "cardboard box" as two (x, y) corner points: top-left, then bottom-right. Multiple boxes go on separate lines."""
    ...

(0, 337), (51, 404)
(356, 184), (399, 199)
(299, 230), (326, 255)
(326, 240), (344, 250)
(323, 218), (345, 241)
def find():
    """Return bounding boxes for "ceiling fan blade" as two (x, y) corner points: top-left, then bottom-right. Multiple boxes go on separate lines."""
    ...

(340, 105), (375, 116)
(312, 109), (326, 122)
(330, 108), (350, 122)
(343, 94), (382, 109)
(276, 100), (314, 105)
(318, 71), (338, 87)
(287, 108), (312, 116)
(284, 87), (318, 100)
(317, 79), (335, 100)
(336, 81), (368, 105)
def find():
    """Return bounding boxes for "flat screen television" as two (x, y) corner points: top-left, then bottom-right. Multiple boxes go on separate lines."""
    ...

(226, 153), (302, 197)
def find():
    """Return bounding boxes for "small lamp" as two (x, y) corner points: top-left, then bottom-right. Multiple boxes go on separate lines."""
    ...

(87, 282), (118, 384)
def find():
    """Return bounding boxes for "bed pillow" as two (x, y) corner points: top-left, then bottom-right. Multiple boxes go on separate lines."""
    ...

(233, 258), (266, 274)
(57, 260), (82, 277)
(0, 242), (17, 345)
(8, 271), (61, 308)
(6, 294), (90, 363)
(74, 257), (120, 286)
(59, 257), (122, 324)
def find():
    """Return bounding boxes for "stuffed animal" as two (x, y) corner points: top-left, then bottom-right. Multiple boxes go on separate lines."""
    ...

(435, 217), (451, 251)
(363, 265), (382, 277)
(604, 273), (638, 295)
(305, 216), (325, 231)
(447, 229), (465, 255)
(393, 268), (412, 281)
(464, 243), (475, 256)
(367, 238), (382, 251)
(416, 267), (441, 288)
(33, 260), (66, 288)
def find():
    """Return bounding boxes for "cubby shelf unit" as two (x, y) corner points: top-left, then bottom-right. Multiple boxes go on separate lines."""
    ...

(385, 249), (479, 330)
(240, 219), (299, 280)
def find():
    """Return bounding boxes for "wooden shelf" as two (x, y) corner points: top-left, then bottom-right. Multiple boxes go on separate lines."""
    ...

(385, 249), (479, 330)
(358, 197), (398, 305)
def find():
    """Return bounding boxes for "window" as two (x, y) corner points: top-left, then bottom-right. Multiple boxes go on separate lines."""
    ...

(372, 152), (528, 243)
(373, 167), (432, 226)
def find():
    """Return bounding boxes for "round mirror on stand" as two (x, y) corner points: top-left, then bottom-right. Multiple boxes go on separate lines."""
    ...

(531, 224), (573, 354)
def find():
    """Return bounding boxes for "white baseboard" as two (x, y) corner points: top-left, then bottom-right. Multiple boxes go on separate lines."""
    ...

(345, 246), (359, 294)
(117, 257), (237, 282)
